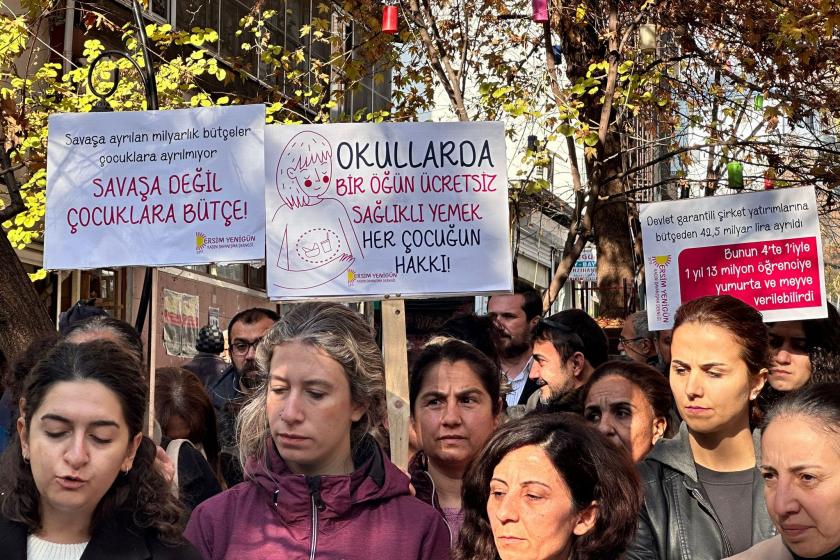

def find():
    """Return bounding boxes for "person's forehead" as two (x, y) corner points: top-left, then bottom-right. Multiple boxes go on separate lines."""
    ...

(533, 338), (562, 357)
(672, 322), (743, 359)
(488, 294), (525, 314)
(231, 317), (274, 339)
(763, 414), (840, 463)
(587, 375), (641, 403)
(768, 320), (805, 338)
(37, 380), (126, 426)
(419, 360), (487, 392)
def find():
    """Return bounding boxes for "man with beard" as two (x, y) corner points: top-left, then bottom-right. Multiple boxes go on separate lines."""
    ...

(488, 283), (542, 407)
(618, 310), (659, 366)
(209, 307), (278, 486)
(528, 315), (588, 410)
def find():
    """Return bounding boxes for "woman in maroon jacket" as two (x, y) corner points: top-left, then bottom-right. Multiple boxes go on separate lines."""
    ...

(185, 302), (450, 560)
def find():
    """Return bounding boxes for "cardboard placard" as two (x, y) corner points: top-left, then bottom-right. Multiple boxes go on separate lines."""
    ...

(640, 187), (826, 329)
(44, 105), (266, 269)
(264, 122), (513, 300)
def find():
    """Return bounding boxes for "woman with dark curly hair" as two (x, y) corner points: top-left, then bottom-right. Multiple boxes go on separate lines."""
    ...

(453, 413), (642, 560)
(0, 341), (199, 559)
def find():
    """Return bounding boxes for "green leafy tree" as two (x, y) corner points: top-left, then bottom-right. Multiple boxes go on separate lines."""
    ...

(399, 0), (840, 317)
(0, 0), (406, 357)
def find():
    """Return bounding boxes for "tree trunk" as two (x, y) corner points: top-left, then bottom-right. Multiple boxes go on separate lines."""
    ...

(0, 234), (54, 364)
(593, 131), (634, 318)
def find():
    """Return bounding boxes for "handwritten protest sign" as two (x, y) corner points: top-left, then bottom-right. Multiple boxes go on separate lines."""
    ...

(44, 105), (265, 269)
(640, 186), (826, 330)
(569, 245), (597, 282)
(265, 122), (512, 299)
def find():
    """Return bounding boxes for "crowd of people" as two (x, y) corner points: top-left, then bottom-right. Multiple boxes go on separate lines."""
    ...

(1, 283), (839, 560)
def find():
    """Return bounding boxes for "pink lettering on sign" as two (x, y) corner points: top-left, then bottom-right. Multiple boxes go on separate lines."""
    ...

(678, 236), (821, 311)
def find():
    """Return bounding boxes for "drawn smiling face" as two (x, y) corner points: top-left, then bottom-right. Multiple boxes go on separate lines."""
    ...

(288, 160), (331, 198)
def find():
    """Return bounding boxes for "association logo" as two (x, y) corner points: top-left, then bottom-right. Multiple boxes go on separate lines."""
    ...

(194, 232), (257, 253)
(649, 255), (672, 324)
(651, 255), (672, 268)
(345, 268), (397, 286)
(195, 232), (206, 253)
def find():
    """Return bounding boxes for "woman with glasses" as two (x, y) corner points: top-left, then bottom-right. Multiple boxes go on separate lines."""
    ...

(625, 295), (775, 560)
(185, 302), (450, 560)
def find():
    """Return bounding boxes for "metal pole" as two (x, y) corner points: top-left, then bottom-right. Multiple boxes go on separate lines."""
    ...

(85, 1), (159, 359)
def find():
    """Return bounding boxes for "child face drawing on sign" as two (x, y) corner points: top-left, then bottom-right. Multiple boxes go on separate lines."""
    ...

(272, 130), (364, 290)
(276, 131), (333, 209)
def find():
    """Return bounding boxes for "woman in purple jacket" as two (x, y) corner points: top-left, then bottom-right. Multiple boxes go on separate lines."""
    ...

(185, 302), (450, 560)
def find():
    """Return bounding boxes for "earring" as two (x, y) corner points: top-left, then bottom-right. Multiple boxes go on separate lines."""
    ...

(22, 453), (30, 464)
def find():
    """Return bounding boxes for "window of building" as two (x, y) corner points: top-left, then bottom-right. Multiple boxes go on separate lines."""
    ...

(334, 18), (392, 119)
(211, 263), (245, 283)
(127, 0), (391, 117)
(177, 263), (266, 291)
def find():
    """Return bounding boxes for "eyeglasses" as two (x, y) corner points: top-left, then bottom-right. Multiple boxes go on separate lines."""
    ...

(230, 338), (262, 356)
(618, 336), (646, 346)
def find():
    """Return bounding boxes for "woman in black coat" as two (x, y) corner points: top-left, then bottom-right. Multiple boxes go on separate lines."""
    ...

(0, 341), (200, 559)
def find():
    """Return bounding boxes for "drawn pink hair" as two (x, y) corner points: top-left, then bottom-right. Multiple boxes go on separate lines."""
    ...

(275, 131), (332, 209)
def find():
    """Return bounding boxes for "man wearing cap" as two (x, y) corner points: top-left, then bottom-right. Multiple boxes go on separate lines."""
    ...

(182, 324), (228, 387)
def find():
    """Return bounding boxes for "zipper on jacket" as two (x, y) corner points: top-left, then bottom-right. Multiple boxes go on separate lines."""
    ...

(424, 469), (453, 545)
(306, 476), (325, 560)
(688, 486), (733, 556)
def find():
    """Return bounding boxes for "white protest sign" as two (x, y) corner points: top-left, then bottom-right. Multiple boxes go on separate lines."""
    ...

(640, 186), (826, 330)
(44, 105), (265, 269)
(569, 245), (597, 282)
(265, 122), (512, 299)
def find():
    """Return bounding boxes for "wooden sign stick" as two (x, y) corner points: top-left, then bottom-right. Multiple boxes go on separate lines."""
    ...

(147, 268), (159, 437)
(381, 298), (410, 472)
